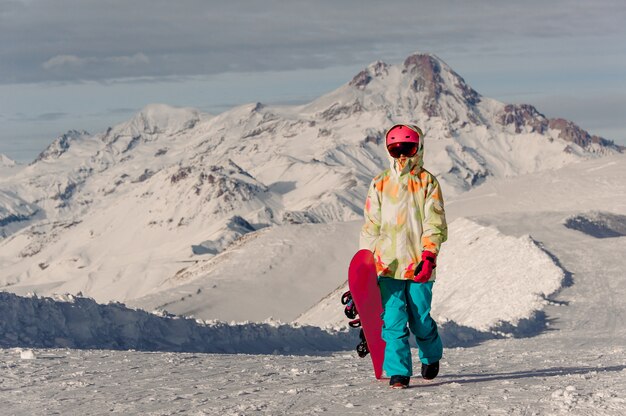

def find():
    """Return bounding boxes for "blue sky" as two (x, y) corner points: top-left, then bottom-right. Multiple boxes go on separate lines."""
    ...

(1, 0), (625, 162)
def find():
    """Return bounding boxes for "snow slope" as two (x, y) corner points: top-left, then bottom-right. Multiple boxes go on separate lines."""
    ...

(0, 190), (41, 238)
(129, 221), (360, 322)
(1, 154), (625, 414)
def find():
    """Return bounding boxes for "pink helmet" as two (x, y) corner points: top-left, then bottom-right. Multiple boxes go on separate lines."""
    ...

(385, 124), (422, 147)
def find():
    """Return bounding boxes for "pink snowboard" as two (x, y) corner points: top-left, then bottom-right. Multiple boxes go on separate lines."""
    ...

(348, 249), (386, 379)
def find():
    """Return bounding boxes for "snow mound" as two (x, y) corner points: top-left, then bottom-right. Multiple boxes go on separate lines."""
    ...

(563, 211), (626, 238)
(0, 292), (355, 354)
(434, 218), (565, 332)
(297, 218), (566, 337)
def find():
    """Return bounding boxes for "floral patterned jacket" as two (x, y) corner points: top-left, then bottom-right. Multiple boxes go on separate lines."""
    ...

(359, 138), (447, 280)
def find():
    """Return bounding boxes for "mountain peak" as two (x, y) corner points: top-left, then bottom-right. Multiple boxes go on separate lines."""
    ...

(33, 129), (90, 163)
(496, 104), (623, 154)
(0, 153), (16, 167)
(116, 104), (201, 137)
(402, 51), (440, 68)
(401, 52), (446, 87)
(348, 60), (390, 89)
(403, 52), (481, 113)
(337, 51), (483, 124)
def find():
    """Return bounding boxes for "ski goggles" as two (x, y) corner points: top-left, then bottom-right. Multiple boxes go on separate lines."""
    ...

(386, 141), (419, 158)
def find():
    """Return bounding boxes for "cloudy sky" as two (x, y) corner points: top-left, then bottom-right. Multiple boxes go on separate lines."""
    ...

(1, 0), (625, 162)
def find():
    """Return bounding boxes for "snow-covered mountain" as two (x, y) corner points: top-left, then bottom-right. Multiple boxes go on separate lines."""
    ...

(0, 190), (40, 239)
(0, 52), (622, 310)
(0, 153), (16, 167)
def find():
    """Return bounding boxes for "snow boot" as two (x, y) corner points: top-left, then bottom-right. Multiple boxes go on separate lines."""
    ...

(389, 375), (410, 389)
(421, 361), (439, 380)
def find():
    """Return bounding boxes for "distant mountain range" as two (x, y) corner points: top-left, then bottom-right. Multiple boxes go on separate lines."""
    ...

(0, 52), (622, 307)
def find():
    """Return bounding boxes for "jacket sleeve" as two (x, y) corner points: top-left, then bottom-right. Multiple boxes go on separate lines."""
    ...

(359, 178), (382, 251)
(421, 176), (448, 255)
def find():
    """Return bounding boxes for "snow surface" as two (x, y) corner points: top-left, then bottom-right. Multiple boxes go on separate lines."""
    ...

(2, 154), (626, 414)
(2, 342), (624, 415)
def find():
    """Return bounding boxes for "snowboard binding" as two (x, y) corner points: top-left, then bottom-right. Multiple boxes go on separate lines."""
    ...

(341, 290), (358, 319)
(356, 329), (369, 358)
(348, 319), (361, 328)
(341, 290), (369, 357)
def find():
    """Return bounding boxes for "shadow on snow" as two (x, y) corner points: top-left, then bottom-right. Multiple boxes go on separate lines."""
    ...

(1, 291), (554, 355)
(0, 292), (355, 356)
(410, 365), (626, 389)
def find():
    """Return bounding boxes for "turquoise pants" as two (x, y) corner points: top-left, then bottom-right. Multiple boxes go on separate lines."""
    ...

(379, 277), (443, 377)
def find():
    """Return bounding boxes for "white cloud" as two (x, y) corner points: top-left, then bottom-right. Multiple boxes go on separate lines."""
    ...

(42, 54), (85, 69)
(105, 53), (150, 66)
(0, 0), (620, 84)
(43, 53), (150, 71)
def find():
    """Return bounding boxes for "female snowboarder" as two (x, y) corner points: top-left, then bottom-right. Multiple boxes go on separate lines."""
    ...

(359, 124), (448, 389)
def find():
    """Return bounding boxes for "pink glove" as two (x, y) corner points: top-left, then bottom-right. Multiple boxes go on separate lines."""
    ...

(413, 251), (436, 283)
